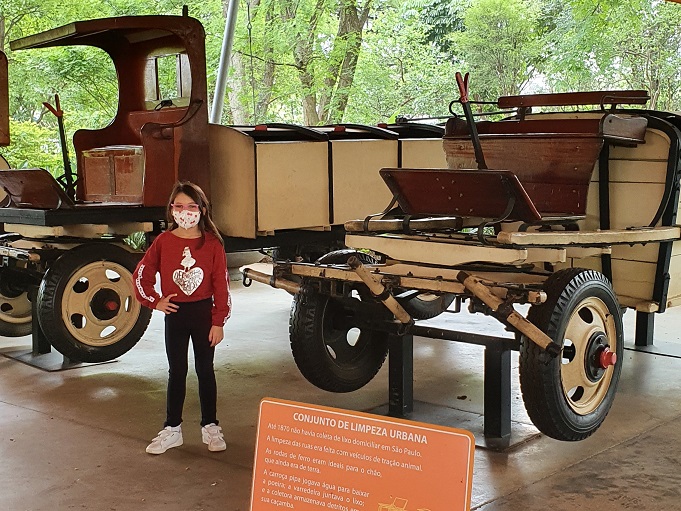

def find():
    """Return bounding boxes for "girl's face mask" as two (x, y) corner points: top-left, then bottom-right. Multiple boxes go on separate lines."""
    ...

(172, 209), (201, 229)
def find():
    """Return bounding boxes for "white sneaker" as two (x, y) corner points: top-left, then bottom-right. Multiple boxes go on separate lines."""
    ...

(146, 425), (183, 454)
(201, 423), (226, 452)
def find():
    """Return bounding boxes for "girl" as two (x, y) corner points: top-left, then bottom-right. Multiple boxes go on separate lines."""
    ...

(134, 181), (231, 454)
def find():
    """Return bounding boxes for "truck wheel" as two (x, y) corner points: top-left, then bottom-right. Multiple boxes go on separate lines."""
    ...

(315, 249), (376, 265)
(37, 244), (152, 363)
(398, 293), (455, 320)
(0, 270), (32, 337)
(290, 292), (388, 392)
(519, 268), (623, 441)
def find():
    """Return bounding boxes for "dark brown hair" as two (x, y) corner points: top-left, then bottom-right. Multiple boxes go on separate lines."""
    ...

(167, 181), (224, 247)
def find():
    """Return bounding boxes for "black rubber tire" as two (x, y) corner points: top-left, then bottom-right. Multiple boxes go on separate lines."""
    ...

(0, 270), (32, 337)
(0, 298), (32, 336)
(399, 293), (456, 320)
(0, 311), (32, 337)
(289, 292), (389, 392)
(37, 244), (152, 363)
(315, 249), (377, 265)
(519, 268), (623, 441)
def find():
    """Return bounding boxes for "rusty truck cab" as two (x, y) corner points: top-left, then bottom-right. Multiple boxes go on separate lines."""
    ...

(9, 15), (211, 206)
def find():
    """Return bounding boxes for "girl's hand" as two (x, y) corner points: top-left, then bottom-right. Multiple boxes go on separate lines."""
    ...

(156, 294), (179, 314)
(209, 325), (224, 347)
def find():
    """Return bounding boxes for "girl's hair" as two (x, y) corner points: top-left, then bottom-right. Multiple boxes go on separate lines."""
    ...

(167, 181), (224, 247)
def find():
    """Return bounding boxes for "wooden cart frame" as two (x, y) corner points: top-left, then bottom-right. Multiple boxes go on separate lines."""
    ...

(243, 84), (681, 442)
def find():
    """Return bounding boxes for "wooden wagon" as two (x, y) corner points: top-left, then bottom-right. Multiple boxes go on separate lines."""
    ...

(243, 78), (681, 441)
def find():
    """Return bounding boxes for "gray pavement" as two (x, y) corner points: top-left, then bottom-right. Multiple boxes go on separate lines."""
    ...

(1, 280), (681, 510)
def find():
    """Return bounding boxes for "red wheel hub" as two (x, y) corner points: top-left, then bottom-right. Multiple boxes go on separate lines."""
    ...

(598, 347), (617, 369)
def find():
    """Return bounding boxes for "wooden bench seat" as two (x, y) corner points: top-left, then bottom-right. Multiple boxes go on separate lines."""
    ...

(437, 113), (648, 220)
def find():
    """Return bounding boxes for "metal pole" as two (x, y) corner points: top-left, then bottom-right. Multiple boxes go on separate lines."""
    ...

(210, 0), (240, 124)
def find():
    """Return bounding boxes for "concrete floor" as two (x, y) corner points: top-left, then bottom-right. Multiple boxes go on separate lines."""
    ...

(2, 279), (681, 510)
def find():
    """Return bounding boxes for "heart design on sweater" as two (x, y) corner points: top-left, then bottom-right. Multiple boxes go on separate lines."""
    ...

(172, 267), (204, 296)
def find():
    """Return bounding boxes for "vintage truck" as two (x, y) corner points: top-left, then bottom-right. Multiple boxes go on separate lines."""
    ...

(0, 13), (446, 364)
(243, 73), (681, 441)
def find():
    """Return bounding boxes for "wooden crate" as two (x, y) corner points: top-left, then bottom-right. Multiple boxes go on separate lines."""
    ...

(209, 125), (329, 238)
(331, 138), (397, 225)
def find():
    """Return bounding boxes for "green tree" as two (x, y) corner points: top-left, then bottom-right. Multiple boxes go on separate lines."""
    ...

(346, 1), (457, 122)
(448, 0), (545, 101)
(3, 119), (62, 172)
(546, 0), (681, 110)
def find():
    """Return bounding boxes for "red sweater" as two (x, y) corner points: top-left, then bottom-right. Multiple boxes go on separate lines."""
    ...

(133, 231), (231, 326)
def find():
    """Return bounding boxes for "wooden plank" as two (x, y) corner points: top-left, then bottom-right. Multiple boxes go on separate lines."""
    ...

(612, 259), (656, 301)
(443, 136), (602, 217)
(5, 222), (153, 238)
(400, 139), (448, 168)
(609, 128), (671, 160)
(344, 216), (463, 232)
(593, 159), (668, 184)
(497, 90), (649, 109)
(618, 296), (659, 313)
(256, 140), (329, 231)
(209, 125), (257, 238)
(380, 168), (542, 222)
(344, 233), (567, 266)
(587, 181), (665, 229)
(571, 256), (602, 273)
(331, 139), (396, 225)
(242, 262), (548, 301)
(497, 227), (680, 246)
(611, 244), (661, 263)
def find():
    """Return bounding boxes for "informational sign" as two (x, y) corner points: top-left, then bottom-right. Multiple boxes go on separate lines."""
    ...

(250, 398), (474, 511)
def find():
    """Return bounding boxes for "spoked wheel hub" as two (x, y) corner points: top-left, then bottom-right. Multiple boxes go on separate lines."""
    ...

(584, 332), (617, 382)
(62, 261), (139, 346)
(559, 296), (618, 415)
(519, 268), (623, 441)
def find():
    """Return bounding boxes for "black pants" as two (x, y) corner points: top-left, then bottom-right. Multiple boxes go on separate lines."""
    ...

(164, 298), (218, 428)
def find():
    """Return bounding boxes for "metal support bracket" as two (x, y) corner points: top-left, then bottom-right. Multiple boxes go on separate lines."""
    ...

(385, 325), (527, 450)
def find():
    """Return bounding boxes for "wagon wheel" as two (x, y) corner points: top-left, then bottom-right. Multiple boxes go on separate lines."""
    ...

(37, 244), (152, 363)
(289, 291), (389, 392)
(0, 269), (32, 337)
(397, 291), (455, 320)
(519, 268), (623, 441)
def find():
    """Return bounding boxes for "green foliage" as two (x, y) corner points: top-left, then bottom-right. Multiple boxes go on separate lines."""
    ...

(544, 0), (681, 110)
(347, 2), (457, 121)
(124, 232), (148, 251)
(2, 0), (681, 176)
(448, 0), (544, 99)
(2, 119), (63, 173)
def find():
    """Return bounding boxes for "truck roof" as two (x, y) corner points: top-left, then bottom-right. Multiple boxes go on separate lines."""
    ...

(9, 15), (204, 52)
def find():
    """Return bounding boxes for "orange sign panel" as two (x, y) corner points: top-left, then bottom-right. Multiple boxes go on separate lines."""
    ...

(251, 398), (474, 511)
